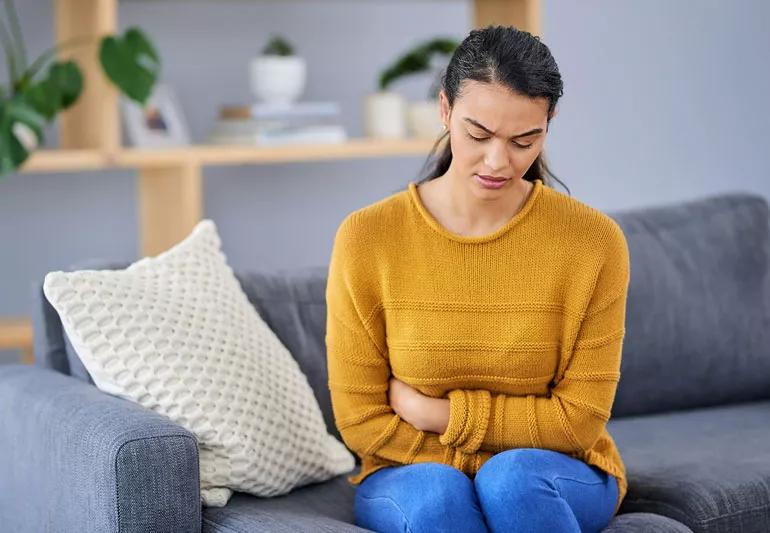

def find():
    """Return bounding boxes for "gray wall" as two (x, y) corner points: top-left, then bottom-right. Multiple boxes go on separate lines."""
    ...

(2, 0), (769, 363)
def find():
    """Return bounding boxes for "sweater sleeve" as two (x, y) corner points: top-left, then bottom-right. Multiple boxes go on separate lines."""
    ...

(439, 224), (631, 455)
(325, 215), (458, 465)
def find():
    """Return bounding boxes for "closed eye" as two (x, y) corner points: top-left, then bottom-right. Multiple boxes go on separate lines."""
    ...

(466, 132), (533, 149)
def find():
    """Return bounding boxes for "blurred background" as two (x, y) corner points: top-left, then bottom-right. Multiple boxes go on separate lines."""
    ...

(1, 0), (769, 364)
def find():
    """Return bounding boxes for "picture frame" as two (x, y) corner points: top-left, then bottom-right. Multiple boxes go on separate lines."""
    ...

(121, 83), (191, 148)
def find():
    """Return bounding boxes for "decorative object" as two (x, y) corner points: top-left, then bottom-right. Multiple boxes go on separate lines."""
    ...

(407, 100), (443, 139)
(362, 91), (408, 139)
(0, 0), (160, 177)
(208, 101), (347, 146)
(363, 37), (458, 140)
(122, 82), (190, 147)
(249, 35), (306, 105)
(42, 219), (356, 507)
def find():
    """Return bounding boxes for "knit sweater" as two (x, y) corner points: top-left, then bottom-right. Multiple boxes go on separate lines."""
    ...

(325, 177), (631, 515)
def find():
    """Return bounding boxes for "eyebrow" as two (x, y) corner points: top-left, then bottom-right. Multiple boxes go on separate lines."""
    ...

(463, 117), (543, 139)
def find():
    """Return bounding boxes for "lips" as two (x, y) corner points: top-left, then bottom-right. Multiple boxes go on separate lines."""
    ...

(477, 175), (509, 181)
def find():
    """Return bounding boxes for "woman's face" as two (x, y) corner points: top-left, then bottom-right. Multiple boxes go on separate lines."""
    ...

(439, 80), (554, 195)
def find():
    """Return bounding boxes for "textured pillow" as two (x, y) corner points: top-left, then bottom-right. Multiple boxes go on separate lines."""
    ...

(42, 220), (355, 507)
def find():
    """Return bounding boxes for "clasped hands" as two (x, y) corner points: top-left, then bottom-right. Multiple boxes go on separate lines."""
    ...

(388, 376), (449, 435)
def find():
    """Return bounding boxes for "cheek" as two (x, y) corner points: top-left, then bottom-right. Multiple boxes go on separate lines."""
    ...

(450, 134), (484, 164)
(516, 148), (540, 166)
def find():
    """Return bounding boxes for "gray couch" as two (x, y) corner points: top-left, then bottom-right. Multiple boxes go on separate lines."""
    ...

(2, 188), (770, 532)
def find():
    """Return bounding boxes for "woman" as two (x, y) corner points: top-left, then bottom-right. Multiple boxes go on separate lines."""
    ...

(325, 25), (630, 533)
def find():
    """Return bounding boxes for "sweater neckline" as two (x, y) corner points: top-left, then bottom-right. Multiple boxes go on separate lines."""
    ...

(407, 178), (543, 244)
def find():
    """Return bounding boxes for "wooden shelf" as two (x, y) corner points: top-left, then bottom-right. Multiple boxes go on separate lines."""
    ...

(21, 149), (110, 173)
(0, 318), (34, 365)
(22, 138), (442, 173)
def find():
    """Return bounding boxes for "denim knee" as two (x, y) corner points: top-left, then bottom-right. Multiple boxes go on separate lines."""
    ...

(397, 463), (479, 529)
(355, 462), (488, 533)
(474, 449), (558, 504)
(473, 448), (614, 533)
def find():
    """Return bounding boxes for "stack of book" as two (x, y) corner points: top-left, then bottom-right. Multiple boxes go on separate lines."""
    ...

(208, 101), (348, 146)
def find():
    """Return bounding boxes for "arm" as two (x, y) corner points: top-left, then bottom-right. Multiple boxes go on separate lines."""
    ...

(325, 215), (459, 465)
(0, 365), (200, 533)
(438, 225), (631, 456)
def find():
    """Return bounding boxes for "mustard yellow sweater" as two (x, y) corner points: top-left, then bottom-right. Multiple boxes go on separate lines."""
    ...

(325, 177), (631, 515)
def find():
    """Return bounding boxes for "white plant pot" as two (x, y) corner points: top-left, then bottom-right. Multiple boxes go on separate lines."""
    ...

(362, 91), (408, 139)
(249, 55), (306, 104)
(407, 99), (443, 139)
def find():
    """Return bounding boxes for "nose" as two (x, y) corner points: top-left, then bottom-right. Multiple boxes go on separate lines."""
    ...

(483, 139), (509, 173)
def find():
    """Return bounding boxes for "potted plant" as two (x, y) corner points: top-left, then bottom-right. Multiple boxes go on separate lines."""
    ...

(0, 0), (160, 178)
(363, 37), (458, 140)
(249, 34), (306, 105)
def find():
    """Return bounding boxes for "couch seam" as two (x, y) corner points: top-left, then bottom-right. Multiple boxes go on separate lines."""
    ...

(115, 433), (200, 533)
(699, 502), (770, 525)
(622, 497), (770, 528)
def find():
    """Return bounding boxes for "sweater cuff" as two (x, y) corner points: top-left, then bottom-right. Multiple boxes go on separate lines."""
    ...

(439, 389), (492, 453)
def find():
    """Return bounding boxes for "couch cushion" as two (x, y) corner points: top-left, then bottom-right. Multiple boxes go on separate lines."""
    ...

(608, 399), (770, 532)
(605, 513), (694, 532)
(34, 258), (127, 384)
(609, 193), (770, 417)
(202, 465), (370, 533)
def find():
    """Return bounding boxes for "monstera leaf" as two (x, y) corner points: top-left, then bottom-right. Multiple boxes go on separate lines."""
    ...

(24, 60), (83, 119)
(0, 59), (82, 174)
(99, 27), (160, 106)
(0, 15), (160, 178)
(0, 95), (46, 175)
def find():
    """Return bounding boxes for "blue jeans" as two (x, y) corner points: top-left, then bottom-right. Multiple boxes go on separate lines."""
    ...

(354, 448), (619, 533)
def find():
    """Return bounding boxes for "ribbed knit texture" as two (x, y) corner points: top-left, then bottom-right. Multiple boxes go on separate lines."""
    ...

(325, 178), (631, 516)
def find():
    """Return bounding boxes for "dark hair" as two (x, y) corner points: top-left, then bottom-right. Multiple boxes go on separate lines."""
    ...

(415, 25), (569, 195)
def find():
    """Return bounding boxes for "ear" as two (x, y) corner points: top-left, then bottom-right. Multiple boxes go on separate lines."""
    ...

(439, 89), (451, 127)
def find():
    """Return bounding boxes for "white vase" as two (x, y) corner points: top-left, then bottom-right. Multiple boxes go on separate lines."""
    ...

(362, 91), (408, 139)
(407, 99), (443, 139)
(249, 55), (306, 104)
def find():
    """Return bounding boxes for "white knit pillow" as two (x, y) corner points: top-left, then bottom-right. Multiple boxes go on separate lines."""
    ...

(43, 220), (355, 507)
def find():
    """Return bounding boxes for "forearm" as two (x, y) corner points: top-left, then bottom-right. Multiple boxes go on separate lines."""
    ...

(438, 380), (617, 456)
(417, 396), (450, 435)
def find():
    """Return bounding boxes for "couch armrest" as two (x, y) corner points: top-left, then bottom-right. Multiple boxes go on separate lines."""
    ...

(0, 365), (201, 533)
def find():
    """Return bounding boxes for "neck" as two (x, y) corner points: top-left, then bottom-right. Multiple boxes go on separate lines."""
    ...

(440, 169), (531, 229)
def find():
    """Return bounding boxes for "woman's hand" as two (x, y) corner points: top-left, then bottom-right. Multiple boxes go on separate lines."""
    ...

(388, 376), (449, 434)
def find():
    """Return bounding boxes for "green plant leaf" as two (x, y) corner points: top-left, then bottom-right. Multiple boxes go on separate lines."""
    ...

(379, 37), (459, 91)
(0, 95), (45, 178)
(48, 60), (82, 108)
(20, 34), (93, 90)
(99, 27), (160, 105)
(23, 80), (59, 120)
(22, 60), (82, 120)
(262, 35), (294, 56)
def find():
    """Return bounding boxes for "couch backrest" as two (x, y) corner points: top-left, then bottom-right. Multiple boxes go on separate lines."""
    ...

(34, 190), (770, 432)
(608, 190), (770, 416)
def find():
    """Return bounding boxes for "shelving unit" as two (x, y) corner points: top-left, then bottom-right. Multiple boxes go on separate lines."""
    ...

(6, 0), (542, 362)
(0, 319), (34, 365)
(24, 0), (541, 255)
